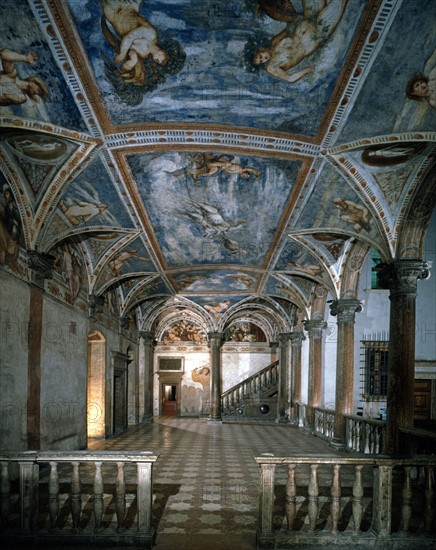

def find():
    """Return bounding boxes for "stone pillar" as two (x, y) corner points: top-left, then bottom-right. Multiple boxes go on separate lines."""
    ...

(140, 332), (155, 424)
(208, 332), (223, 423)
(330, 299), (362, 445)
(26, 252), (54, 450)
(277, 333), (292, 424)
(290, 331), (305, 424)
(378, 260), (431, 454)
(269, 341), (278, 363)
(304, 320), (327, 428)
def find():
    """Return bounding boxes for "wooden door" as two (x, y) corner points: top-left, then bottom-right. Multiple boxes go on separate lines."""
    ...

(414, 379), (432, 420)
(162, 384), (178, 416)
(113, 371), (127, 433)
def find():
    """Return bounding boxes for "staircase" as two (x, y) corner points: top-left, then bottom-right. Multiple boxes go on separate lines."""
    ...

(221, 360), (278, 421)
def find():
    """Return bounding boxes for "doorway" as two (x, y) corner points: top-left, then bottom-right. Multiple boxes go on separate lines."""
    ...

(162, 384), (178, 416)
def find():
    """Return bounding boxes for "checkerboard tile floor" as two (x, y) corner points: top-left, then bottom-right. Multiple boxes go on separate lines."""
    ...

(88, 418), (349, 548)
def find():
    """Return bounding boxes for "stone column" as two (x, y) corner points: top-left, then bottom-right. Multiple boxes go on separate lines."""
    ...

(304, 320), (327, 428)
(26, 252), (54, 449)
(140, 332), (155, 424)
(290, 331), (305, 424)
(277, 333), (292, 424)
(330, 299), (362, 445)
(208, 332), (223, 423)
(378, 260), (431, 454)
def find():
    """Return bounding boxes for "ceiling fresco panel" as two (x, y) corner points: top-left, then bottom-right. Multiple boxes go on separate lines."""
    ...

(127, 150), (301, 267)
(336, 0), (436, 143)
(65, 0), (365, 134)
(0, 0), (87, 130)
(42, 154), (136, 245)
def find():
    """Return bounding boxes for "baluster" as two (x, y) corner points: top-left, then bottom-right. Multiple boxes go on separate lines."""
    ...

(308, 464), (319, 531)
(93, 461), (104, 532)
(71, 462), (82, 532)
(0, 461), (10, 527)
(330, 464), (341, 535)
(352, 465), (363, 534)
(116, 461), (127, 532)
(364, 423), (371, 454)
(347, 419), (353, 449)
(356, 422), (362, 452)
(400, 466), (412, 533)
(285, 465), (296, 532)
(424, 466), (434, 533)
(48, 461), (59, 529)
(374, 426), (380, 455)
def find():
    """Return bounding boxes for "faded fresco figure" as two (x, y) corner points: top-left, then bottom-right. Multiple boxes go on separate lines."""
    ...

(333, 198), (371, 233)
(60, 200), (108, 225)
(0, 185), (21, 264)
(108, 248), (148, 276)
(406, 67), (436, 110)
(246, 0), (349, 83)
(100, 0), (185, 101)
(0, 49), (49, 106)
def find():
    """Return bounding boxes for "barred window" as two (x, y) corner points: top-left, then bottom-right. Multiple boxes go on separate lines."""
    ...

(361, 340), (388, 399)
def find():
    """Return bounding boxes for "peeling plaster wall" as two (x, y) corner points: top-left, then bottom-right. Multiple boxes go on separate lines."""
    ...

(0, 271), (30, 450)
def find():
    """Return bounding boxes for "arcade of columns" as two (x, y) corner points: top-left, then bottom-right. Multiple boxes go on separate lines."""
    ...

(137, 260), (430, 455)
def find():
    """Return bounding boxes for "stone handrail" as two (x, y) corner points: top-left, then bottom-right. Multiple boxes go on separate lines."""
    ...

(221, 360), (278, 413)
(314, 407), (335, 439)
(0, 450), (160, 549)
(254, 453), (436, 549)
(346, 414), (386, 454)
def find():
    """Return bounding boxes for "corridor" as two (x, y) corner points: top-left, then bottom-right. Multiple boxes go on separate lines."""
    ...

(88, 418), (349, 550)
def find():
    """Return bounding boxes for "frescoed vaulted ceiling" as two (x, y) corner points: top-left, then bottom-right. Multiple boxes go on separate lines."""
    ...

(0, 0), (435, 333)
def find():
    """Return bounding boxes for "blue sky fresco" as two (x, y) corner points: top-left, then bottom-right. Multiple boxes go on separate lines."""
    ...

(128, 151), (301, 267)
(66, 0), (364, 134)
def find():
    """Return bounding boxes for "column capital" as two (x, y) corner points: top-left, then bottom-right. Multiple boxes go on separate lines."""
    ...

(289, 331), (306, 347)
(377, 260), (431, 297)
(303, 319), (327, 340)
(89, 294), (105, 319)
(26, 251), (55, 288)
(208, 332), (223, 347)
(329, 299), (362, 325)
(139, 331), (155, 345)
(278, 332), (293, 344)
(269, 341), (278, 351)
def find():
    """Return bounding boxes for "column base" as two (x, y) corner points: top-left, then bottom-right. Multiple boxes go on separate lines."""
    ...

(141, 416), (154, 424)
(276, 415), (290, 424)
(207, 419), (223, 424)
